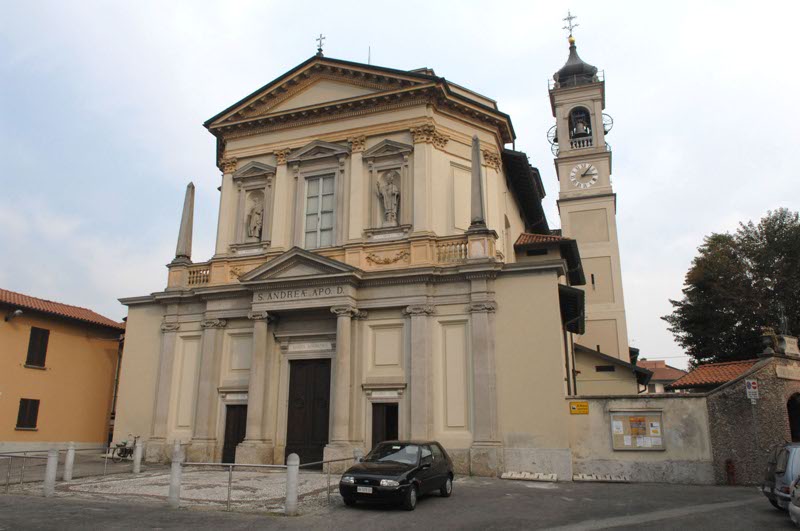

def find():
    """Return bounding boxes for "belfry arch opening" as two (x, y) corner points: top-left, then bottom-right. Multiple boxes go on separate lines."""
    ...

(788, 394), (800, 442)
(568, 107), (592, 139)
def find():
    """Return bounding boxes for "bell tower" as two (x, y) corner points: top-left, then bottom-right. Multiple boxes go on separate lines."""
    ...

(548, 23), (630, 361)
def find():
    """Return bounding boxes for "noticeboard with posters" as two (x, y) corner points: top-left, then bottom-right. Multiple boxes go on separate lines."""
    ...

(609, 411), (665, 451)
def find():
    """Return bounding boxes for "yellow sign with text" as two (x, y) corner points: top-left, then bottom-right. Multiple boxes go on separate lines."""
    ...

(569, 401), (589, 415)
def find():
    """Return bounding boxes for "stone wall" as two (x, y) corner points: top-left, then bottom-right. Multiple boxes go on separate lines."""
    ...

(567, 395), (714, 484)
(707, 356), (800, 485)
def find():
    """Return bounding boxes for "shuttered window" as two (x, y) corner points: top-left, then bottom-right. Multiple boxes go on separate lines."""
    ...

(25, 327), (50, 367)
(16, 399), (40, 429)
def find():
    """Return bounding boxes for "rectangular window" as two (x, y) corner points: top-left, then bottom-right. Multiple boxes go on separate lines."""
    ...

(25, 327), (50, 368)
(595, 365), (616, 372)
(16, 399), (40, 429)
(304, 175), (335, 249)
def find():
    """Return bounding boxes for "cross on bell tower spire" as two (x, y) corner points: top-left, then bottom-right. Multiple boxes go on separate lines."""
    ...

(562, 10), (579, 39)
(316, 33), (326, 57)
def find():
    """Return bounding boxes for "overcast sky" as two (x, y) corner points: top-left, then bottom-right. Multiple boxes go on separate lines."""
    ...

(1, 1), (797, 369)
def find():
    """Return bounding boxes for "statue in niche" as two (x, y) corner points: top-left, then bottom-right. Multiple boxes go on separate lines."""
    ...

(247, 198), (263, 239)
(376, 170), (400, 227)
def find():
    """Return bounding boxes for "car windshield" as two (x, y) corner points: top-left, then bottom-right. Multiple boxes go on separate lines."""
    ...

(364, 443), (420, 465)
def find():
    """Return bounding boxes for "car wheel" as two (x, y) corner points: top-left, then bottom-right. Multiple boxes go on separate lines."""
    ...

(343, 497), (357, 507)
(403, 485), (418, 511)
(440, 476), (453, 497)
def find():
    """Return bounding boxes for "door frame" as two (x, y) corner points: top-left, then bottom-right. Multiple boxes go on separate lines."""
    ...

(215, 390), (248, 462)
(274, 335), (336, 464)
(364, 391), (406, 452)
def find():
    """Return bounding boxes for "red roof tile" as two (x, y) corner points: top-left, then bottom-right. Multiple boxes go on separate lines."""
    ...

(0, 288), (124, 331)
(667, 359), (759, 390)
(514, 233), (568, 247)
(638, 360), (687, 382)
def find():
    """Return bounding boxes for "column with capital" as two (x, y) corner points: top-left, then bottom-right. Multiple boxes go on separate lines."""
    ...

(468, 299), (503, 476)
(146, 321), (180, 462)
(236, 311), (274, 464)
(324, 305), (358, 466)
(404, 304), (435, 440)
(187, 318), (227, 462)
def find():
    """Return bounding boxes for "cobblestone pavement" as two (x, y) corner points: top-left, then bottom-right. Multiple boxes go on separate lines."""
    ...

(8, 467), (334, 513)
(1, 475), (796, 530)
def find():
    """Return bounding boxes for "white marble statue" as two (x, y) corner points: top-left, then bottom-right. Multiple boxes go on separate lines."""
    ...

(377, 171), (400, 227)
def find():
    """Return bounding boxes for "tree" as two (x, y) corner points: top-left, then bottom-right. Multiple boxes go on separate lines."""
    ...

(663, 209), (800, 366)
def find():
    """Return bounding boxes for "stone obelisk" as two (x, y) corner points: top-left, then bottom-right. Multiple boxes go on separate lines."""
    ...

(172, 182), (195, 265)
(468, 135), (487, 230)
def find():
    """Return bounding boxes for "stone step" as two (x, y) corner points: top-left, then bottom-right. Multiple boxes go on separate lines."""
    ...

(572, 473), (629, 483)
(500, 471), (558, 482)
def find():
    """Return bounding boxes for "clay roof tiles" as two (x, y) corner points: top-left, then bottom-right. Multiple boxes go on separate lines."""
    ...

(666, 359), (760, 390)
(0, 288), (124, 331)
(637, 360), (687, 382)
(514, 233), (567, 246)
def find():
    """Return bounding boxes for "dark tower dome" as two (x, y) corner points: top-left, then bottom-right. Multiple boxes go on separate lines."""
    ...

(553, 36), (598, 88)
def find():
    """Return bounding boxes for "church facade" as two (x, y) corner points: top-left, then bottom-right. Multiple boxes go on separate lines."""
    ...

(114, 39), (642, 477)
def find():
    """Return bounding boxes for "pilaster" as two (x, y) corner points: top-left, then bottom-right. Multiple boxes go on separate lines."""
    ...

(187, 318), (227, 463)
(347, 136), (366, 241)
(237, 311), (274, 464)
(403, 304), (435, 440)
(214, 158), (238, 256)
(468, 297), (503, 477)
(269, 149), (292, 251)
(146, 321), (180, 462)
(324, 305), (359, 468)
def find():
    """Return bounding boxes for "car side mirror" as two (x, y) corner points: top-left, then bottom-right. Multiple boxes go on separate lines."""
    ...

(421, 456), (433, 469)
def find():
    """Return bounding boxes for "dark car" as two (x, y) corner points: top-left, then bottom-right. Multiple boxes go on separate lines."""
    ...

(763, 443), (800, 510)
(339, 440), (454, 510)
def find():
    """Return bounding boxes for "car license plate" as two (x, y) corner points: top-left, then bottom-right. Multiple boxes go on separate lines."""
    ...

(357, 486), (373, 494)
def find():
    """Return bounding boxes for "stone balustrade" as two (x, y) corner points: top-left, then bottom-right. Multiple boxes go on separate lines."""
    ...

(168, 233), (491, 290)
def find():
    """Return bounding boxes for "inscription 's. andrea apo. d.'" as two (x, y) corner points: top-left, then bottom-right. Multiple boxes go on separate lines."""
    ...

(256, 286), (345, 302)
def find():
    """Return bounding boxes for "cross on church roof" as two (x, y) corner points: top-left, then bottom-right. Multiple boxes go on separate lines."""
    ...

(562, 10), (579, 37)
(316, 33), (326, 56)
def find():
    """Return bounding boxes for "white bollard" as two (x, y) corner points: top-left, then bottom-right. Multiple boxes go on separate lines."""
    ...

(63, 443), (75, 482)
(285, 453), (299, 516)
(133, 440), (143, 474)
(167, 441), (183, 508)
(43, 449), (58, 497)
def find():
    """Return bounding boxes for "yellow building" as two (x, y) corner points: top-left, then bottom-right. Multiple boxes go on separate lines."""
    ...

(0, 288), (124, 452)
(115, 36), (647, 478)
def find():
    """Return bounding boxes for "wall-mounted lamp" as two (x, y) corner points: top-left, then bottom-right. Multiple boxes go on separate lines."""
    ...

(4, 309), (23, 322)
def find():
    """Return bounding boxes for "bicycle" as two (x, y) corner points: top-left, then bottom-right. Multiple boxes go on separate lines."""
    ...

(111, 435), (140, 463)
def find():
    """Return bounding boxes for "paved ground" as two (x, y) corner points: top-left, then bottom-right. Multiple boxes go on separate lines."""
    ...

(0, 476), (794, 530)
(1, 452), (163, 486)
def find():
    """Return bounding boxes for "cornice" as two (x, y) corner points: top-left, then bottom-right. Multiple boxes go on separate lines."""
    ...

(212, 86), (512, 146)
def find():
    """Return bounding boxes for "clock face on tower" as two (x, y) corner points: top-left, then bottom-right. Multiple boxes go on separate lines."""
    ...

(569, 163), (599, 189)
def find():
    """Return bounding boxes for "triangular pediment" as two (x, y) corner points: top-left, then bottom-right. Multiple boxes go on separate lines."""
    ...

(233, 161), (276, 179)
(287, 140), (349, 163)
(239, 247), (360, 283)
(269, 79), (380, 114)
(206, 57), (433, 127)
(363, 139), (414, 159)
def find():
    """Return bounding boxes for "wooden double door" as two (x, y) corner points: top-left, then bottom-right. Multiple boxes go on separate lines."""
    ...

(285, 359), (331, 466)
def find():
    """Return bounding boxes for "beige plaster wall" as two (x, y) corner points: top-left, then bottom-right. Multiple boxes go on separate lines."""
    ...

(112, 304), (164, 444)
(568, 395), (714, 484)
(0, 311), (119, 450)
(574, 349), (638, 395)
(494, 270), (572, 477)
